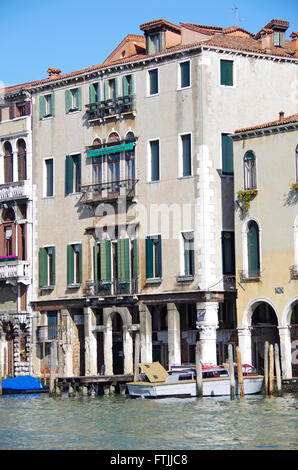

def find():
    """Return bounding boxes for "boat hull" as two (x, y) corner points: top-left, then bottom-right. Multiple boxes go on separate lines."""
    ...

(127, 376), (264, 398)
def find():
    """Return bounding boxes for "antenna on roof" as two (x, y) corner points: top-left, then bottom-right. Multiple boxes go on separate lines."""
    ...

(224, 4), (241, 27)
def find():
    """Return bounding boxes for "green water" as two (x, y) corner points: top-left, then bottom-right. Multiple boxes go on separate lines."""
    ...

(0, 393), (297, 450)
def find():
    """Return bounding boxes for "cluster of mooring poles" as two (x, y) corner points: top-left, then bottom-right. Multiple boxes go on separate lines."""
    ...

(263, 341), (282, 397)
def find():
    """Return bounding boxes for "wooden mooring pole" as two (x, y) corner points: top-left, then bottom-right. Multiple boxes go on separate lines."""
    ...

(228, 344), (235, 399)
(236, 346), (244, 397)
(274, 343), (282, 397)
(269, 344), (274, 396)
(49, 341), (57, 396)
(195, 341), (203, 397)
(264, 341), (269, 395)
(134, 333), (140, 382)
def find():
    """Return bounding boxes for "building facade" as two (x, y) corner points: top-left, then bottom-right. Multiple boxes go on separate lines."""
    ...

(0, 18), (297, 379)
(232, 113), (298, 379)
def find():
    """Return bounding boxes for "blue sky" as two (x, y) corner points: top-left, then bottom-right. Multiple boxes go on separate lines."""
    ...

(1, 0), (297, 87)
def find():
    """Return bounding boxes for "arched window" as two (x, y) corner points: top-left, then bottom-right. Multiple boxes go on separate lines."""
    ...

(247, 220), (260, 278)
(244, 151), (256, 189)
(3, 141), (13, 183)
(1, 208), (16, 257)
(17, 139), (27, 181)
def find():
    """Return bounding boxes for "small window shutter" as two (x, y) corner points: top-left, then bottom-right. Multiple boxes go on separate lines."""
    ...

(78, 244), (82, 283)
(151, 140), (159, 181)
(77, 88), (82, 111)
(122, 76), (128, 96)
(114, 78), (119, 99)
(9, 104), (16, 120)
(67, 245), (74, 285)
(89, 83), (98, 103)
(0, 107), (2, 122)
(39, 248), (47, 287)
(93, 244), (98, 283)
(104, 80), (109, 100)
(100, 239), (111, 282)
(247, 223), (260, 276)
(39, 96), (46, 119)
(50, 93), (55, 117)
(51, 247), (56, 285)
(222, 134), (233, 174)
(65, 89), (72, 113)
(221, 60), (233, 86)
(132, 238), (138, 279)
(74, 154), (81, 189)
(182, 134), (191, 176)
(24, 101), (31, 116)
(156, 235), (162, 278)
(65, 155), (73, 195)
(146, 236), (154, 278)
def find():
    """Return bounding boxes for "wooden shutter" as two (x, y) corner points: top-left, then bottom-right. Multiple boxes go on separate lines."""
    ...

(222, 134), (233, 174)
(247, 222), (260, 276)
(132, 238), (138, 279)
(182, 134), (191, 176)
(151, 140), (159, 181)
(39, 247), (47, 287)
(77, 88), (82, 111)
(65, 89), (72, 113)
(51, 247), (56, 285)
(146, 236), (154, 278)
(50, 93), (55, 116)
(78, 244), (82, 283)
(100, 239), (111, 282)
(93, 244), (99, 283)
(9, 104), (16, 120)
(65, 155), (73, 195)
(4, 154), (13, 183)
(24, 100), (31, 116)
(156, 235), (162, 278)
(67, 245), (74, 285)
(39, 96), (46, 119)
(104, 80), (109, 100)
(118, 238), (130, 281)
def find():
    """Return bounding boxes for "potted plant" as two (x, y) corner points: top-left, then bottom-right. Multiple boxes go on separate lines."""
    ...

(237, 189), (258, 211)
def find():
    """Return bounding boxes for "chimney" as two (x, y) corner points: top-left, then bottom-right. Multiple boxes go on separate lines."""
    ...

(260, 29), (274, 53)
(47, 67), (61, 79)
(279, 111), (284, 122)
(290, 32), (298, 58)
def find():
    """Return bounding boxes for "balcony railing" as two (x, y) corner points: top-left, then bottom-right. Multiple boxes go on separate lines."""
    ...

(36, 325), (61, 343)
(0, 180), (30, 201)
(0, 259), (30, 280)
(84, 278), (138, 297)
(86, 94), (135, 121)
(80, 178), (137, 205)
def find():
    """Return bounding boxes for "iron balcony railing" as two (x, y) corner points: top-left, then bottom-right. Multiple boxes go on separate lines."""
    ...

(86, 94), (135, 120)
(84, 278), (138, 297)
(80, 178), (137, 204)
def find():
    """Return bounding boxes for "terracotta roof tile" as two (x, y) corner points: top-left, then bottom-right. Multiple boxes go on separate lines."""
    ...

(234, 113), (298, 133)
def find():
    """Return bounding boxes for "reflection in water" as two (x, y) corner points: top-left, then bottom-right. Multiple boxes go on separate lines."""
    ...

(0, 393), (297, 450)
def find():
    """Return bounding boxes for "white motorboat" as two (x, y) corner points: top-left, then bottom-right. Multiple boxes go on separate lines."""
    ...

(126, 362), (264, 398)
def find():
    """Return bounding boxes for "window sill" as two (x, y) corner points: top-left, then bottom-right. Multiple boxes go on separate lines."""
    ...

(40, 285), (55, 291)
(66, 109), (80, 114)
(176, 85), (191, 91)
(67, 283), (81, 289)
(178, 175), (193, 180)
(177, 275), (194, 282)
(146, 277), (162, 285)
(41, 115), (54, 120)
(146, 93), (159, 98)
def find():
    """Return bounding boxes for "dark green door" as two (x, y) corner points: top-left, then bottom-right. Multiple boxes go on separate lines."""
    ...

(247, 221), (260, 277)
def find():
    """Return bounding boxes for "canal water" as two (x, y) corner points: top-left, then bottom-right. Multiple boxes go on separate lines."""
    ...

(0, 392), (297, 450)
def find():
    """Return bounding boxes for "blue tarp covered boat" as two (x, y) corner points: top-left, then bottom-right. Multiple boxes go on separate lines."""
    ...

(1, 375), (47, 395)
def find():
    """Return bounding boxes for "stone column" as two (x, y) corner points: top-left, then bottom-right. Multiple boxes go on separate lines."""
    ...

(167, 303), (181, 368)
(103, 316), (113, 376)
(196, 302), (219, 365)
(123, 325), (133, 375)
(61, 309), (73, 377)
(84, 307), (97, 376)
(139, 303), (152, 363)
(278, 326), (292, 379)
(237, 327), (252, 366)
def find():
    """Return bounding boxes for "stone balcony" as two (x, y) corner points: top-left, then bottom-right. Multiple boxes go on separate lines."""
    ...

(0, 180), (30, 202)
(0, 258), (30, 282)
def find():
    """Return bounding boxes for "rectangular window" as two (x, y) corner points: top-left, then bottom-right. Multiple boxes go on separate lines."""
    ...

(220, 60), (233, 86)
(40, 93), (55, 119)
(146, 235), (162, 279)
(65, 88), (82, 113)
(4, 226), (13, 257)
(39, 246), (55, 287)
(221, 231), (235, 275)
(148, 33), (161, 54)
(122, 75), (133, 96)
(150, 140), (160, 182)
(273, 31), (284, 47)
(67, 244), (82, 285)
(89, 82), (100, 103)
(179, 61), (190, 88)
(221, 134), (234, 175)
(45, 158), (54, 197)
(148, 69), (158, 95)
(181, 134), (192, 177)
(182, 232), (194, 276)
(92, 156), (102, 184)
(65, 154), (81, 195)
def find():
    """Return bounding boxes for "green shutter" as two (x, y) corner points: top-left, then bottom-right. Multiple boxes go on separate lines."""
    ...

(67, 245), (74, 285)
(78, 244), (82, 283)
(122, 76), (128, 96)
(151, 140), (159, 181)
(132, 238), (138, 279)
(89, 83), (99, 103)
(248, 223), (260, 277)
(220, 60), (233, 86)
(65, 89), (72, 113)
(93, 244), (98, 282)
(117, 238), (130, 281)
(146, 236), (154, 278)
(51, 246), (56, 285)
(65, 155), (73, 195)
(39, 95), (46, 119)
(182, 134), (191, 177)
(100, 239), (111, 282)
(222, 134), (233, 174)
(39, 247), (47, 287)
(104, 80), (109, 100)
(74, 154), (81, 189)
(50, 93), (55, 117)
(156, 235), (162, 278)
(77, 88), (82, 111)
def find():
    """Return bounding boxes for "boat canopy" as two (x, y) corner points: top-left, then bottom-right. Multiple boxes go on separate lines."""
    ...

(2, 375), (43, 391)
(139, 362), (169, 383)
